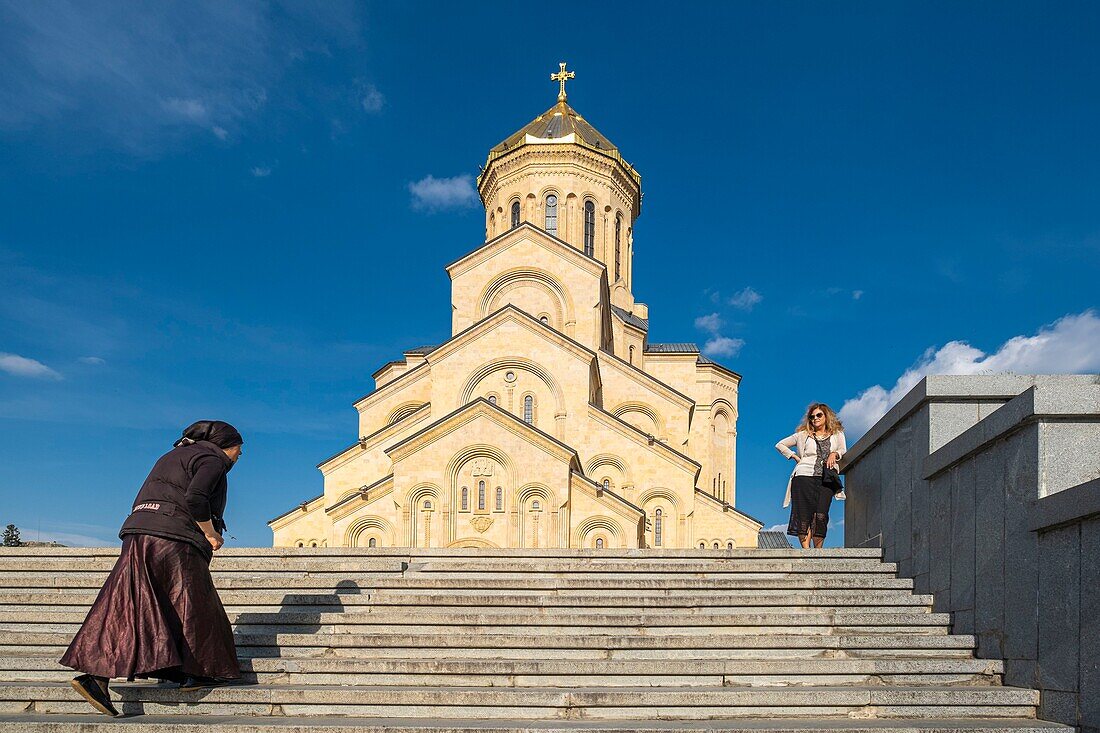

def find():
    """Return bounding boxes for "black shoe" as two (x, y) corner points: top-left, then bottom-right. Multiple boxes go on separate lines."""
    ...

(70, 674), (119, 717)
(178, 675), (229, 691)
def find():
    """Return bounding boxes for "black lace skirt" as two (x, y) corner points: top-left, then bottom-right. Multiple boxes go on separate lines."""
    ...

(787, 475), (833, 539)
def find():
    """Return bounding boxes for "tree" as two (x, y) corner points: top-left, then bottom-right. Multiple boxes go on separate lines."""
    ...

(2, 524), (22, 547)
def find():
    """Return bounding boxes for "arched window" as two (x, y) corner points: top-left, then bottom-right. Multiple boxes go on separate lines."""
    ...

(510, 200), (521, 228)
(544, 194), (558, 235)
(310, 541), (317, 548)
(595, 537), (604, 549)
(368, 537), (377, 548)
(629, 345), (635, 365)
(478, 481), (486, 511)
(495, 487), (503, 511)
(727, 541), (734, 549)
(461, 487), (469, 511)
(614, 215), (622, 280)
(713, 541), (720, 550)
(488, 395), (497, 405)
(488, 212), (495, 238)
(654, 508), (663, 547)
(423, 499), (433, 511)
(540, 315), (549, 324)
(532, 499), (541, 511)
(602, 478), (610, 491)
(297, 542), (304, 548)
(523, 395), (533, 424)
(583, 200), (595, 256)
(699, 541), (706, 549)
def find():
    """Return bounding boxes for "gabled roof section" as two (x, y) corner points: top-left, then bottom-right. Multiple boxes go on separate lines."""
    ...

(645, 342), (700, 353)
(694, 488), (764, 528)
(596, 349), (694, 411)
(587, 403), (701, 476)
(267, 493), (324, 526)
(610, 305), (648, 332)
(428, 304), (596, 366)
(445, 221), (606, 277)
(571, 471), (645, 522)
(386, 397), (581, 470)
(697, 354), (743, 381)
(404, 345), (436, 355)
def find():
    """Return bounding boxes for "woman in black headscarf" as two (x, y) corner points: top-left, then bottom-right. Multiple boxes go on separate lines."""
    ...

(60, 421), (245, 716)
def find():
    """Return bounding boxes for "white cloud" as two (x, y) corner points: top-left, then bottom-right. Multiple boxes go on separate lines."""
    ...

(728, 286), (762, 311)
(0, 352), (62, 380)
(408, 174), (479, 212)
(360, 83), (384, 113)
(694, 312), (723, 334)
(77, 356), (105, 365)
(765, 523), (787, 533)
(839, 310), (1100, 438)
(251, 165), (273, 178)
(852, 290), (864, 300)
(161, 97), (210, 124)
(703, 336), (745, 358)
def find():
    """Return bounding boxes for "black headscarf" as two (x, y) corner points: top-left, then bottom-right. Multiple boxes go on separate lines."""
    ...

(174, 420), (244, 449)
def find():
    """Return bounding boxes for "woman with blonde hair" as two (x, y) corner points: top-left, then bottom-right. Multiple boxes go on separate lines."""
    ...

(775, 403), (847, 548)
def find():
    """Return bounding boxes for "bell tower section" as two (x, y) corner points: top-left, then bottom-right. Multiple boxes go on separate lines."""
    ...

(477, 64), (643, 312)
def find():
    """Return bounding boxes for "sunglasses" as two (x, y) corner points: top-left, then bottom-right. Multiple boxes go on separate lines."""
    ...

(811, 413), (825, 419)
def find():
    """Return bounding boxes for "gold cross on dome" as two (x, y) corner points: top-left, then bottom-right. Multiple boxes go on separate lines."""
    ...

(550, 62), (575, 102)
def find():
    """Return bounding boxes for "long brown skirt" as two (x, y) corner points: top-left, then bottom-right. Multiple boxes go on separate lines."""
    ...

(59, 534), (240, 681)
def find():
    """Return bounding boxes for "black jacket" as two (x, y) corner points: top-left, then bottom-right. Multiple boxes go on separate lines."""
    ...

(119, 441), (233, 560)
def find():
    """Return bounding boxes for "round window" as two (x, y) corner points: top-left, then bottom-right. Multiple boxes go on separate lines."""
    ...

(505, 371), (516, 383)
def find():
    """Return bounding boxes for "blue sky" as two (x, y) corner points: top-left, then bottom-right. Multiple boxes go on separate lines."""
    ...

(1, 1), (1098, 547)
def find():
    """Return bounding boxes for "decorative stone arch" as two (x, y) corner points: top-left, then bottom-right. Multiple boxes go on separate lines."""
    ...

(638, 487), (681, 549)
(573, 515), (625, 548)
(584, 453), (633, 487)
(459, 357), (566, 418)
(404, 483), (441, 547)
(516, 483), (555, 548)
(446, 445), (516, 543)
(345, 515), (396, 547)
(478, 267), (574, 332)
(388, 401), (426, 425)
(611, 401), (665, 439)
(711, 398), (738, 422)
(447, 537), (500, 549)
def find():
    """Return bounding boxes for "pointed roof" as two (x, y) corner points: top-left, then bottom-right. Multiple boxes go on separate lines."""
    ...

(482, 101), (640, 187)
(491, 100), (618, 155)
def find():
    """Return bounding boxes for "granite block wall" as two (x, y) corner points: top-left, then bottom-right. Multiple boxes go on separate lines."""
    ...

(841, 374), (1100, 732)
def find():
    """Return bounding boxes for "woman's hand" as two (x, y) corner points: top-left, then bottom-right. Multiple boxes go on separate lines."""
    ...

(790, 454), (800, 461)
(826, 452), (839, 469)
(205, 532), (224, 551)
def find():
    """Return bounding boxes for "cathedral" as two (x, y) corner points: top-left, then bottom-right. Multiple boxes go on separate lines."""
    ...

(270, 65), (762, 549)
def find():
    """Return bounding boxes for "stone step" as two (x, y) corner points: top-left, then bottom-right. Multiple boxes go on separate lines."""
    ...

(0, 559), (898, 574)
(0, 714), (1072, 733)
(0, 656), (1005, 686)
(0, 609), (953, 629)
(0, 576), (916, 591)
(0, 630), (977, 653)
(0, 547), (887, 557)
(0, 682), (1040, 719)
(0, 590), (935, 609)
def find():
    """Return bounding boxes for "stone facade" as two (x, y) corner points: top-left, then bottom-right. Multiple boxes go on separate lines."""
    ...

(842, 374), (1100, 732)
(270, 77), (760, 550)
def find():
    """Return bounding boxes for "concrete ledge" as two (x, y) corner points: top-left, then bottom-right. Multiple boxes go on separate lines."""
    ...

(842, 375), (1098, 471)
(921, 384), (1100, 479)
(1029, 478), (1100, 532)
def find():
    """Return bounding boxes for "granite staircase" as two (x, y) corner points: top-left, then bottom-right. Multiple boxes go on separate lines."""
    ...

(0, 547), (1066, 733)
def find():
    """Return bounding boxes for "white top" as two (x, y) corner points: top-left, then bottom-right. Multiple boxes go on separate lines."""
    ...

(775, 430), (848, 507)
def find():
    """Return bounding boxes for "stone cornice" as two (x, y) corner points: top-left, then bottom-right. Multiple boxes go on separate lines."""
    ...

(445, 222), (605, 279)
(693, 488), (764, 529)
(267, 493), (324, 528)
(570, 471), (645, 523)
(353, 361), (431, 413)
(386, 397), (581, 469)
(586, 403), (701, 477)
(326, 474), (396, 521)
(319, 402), (433, 473)
(596, 349), (695, 413)
(428, 304), (597, 368)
